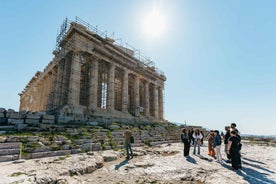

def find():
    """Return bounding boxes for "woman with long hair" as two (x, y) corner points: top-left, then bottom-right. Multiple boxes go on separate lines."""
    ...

(192, 129), (203, 155)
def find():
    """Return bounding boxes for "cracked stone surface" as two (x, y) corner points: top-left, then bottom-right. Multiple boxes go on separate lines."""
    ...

(0, 142), (275, 184)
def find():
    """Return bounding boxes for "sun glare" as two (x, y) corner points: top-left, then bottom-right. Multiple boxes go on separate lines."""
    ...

(142, 9), (166, 39)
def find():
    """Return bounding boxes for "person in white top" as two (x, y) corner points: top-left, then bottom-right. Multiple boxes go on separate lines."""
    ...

(192, 129), (203, 155)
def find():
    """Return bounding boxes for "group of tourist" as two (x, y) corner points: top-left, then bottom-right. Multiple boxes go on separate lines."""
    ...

(122, 123), (242, 171)
(180, 123), (242, 170)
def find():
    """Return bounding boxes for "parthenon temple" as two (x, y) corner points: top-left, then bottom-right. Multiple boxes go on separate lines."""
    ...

(19, 17), (166, 123)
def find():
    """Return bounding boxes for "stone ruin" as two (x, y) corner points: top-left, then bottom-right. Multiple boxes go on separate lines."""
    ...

(19, 17), (166, 125)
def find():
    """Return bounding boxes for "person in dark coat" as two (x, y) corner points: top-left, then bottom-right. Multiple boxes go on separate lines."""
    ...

(181, 128), (190, 157)
(189, 128), (194, 145)
(227, 130), (242, 170)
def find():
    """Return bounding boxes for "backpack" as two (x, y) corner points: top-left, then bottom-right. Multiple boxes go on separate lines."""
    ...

(181, 134), (185, 143)
(130, 135), (134, 143)
(218, 135), (222, 145)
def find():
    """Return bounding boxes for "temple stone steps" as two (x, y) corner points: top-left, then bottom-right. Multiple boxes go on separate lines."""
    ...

(0, 142), (21, 162)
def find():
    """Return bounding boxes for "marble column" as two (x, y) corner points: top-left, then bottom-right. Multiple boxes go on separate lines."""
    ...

(158, 87), (164, 120)
(134, 76), (140, 116)
(144, 81), (150, 116)
(154, 84), (159, 119)
(107, 63), (115, 110)
(122, 69), (128, 113)
(68, 52), (81, 106)
(89, 58), (98, 110)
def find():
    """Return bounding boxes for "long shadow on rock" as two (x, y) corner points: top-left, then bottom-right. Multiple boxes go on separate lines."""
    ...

(237, 166), (276, 184)
(242, 160), (275, 174)
(242, 157), (265, 165)
(115, 159), (129, 170)
(195, 154), (213, 162)
(186, 156), (197, 164)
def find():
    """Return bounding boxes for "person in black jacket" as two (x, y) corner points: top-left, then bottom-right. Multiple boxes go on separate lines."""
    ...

(181, 128), (190, 157)
(227, 130), (242, 170)
(189, 128), (194, 145)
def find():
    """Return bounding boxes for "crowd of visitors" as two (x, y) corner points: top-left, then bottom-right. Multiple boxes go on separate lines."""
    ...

(181, 123), (242, 171)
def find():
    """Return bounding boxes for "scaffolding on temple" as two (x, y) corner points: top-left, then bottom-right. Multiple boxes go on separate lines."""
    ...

(19, 17), (166, 123)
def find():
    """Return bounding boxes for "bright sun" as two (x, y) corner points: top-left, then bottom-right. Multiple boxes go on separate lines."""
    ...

(142, 9), (166, 39)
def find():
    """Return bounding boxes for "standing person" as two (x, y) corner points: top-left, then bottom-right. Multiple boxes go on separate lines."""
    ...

(207, 130), (216, 157)
(123, 126), (133, 159)
(192, 129), (203, 155)
(213, 130), (222, 163)
(230, 123), (242, 167)
(224, 126), (231, 162)
(200, 130), (204, 145)
(181, 128), (190, 157)
(189, 128), (194, 145)
(230, 123), (239, 134)
(227, 130), (242, 170)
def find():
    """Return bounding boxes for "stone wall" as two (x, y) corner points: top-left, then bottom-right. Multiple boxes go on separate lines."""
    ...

(0, 121), (190, 162)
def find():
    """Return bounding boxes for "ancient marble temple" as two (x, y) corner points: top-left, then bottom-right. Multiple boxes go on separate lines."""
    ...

(19, 18), (166, 122)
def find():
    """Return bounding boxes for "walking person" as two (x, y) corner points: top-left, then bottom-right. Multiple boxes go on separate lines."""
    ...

(227, 130), (242, 170)
(123, 126), (133, 159)
(207, 130), (216, 157)
(213, 130), (222, 163)
(192, 129), (203, 155)
(181, 128), (190, 157)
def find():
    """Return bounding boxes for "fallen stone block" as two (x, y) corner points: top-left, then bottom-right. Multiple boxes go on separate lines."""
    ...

(43, 115), (55, 120)
(26, 114), (40, 119)
(25, 119), (40, 124)
(30, 150), (71, 159)
(15, 124), (28, 131)
(0, 148), (20, 156)
(0, 125), (14, 130)
(7, 113), (21, 119)
(102, 151), (118, 162)
(42, 119), (54, 124)
(0, 155), (19, 162)
(0, 142), (21, 149)
(9, 119), (24, 125)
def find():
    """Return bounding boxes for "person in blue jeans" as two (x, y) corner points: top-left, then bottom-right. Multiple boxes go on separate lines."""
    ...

(123, 126), (133, 159)
(192, 129), (203, 154)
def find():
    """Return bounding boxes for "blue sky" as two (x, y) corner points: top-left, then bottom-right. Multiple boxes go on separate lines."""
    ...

(1, 0), (276, 135)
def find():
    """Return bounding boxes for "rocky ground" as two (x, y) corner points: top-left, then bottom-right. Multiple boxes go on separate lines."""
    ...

(1, 141), (276, 184)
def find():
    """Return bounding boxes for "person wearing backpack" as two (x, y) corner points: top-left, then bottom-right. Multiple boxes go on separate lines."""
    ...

(213, 130), (222, 163)
(123, 126), (133, 159)
(181, 128), (190, 157)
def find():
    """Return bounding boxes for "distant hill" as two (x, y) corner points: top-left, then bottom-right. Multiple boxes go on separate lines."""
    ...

(242, 134), (276, 139)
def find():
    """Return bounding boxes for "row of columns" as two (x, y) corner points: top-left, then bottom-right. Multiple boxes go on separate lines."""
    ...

(66, 52), (164, 119)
